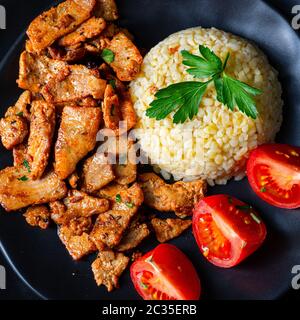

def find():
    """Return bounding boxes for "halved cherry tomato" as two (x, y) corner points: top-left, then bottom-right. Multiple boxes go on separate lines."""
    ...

(247, 144), (300, 209)
(130, 244), (201, 300)
(193, 195), (267, 268)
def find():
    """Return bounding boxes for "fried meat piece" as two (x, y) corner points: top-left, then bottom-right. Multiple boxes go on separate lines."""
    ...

(114, 162), (137, 185)
(90, 183), (144, 250)
(13, 144), (27, 166)
(98, 182), (128, 200)
(68, 172), (79, 189)
(94, 0), (119, 21)
(102, 84), (122, 131)
(139, 173), (207, 217)
(26, 101), (56, 180)
(92, 250), (129, 292)
(0, 167), (67, 212)
(18, 52), (67, 93)
(24, 205), (50, 229)
(42, 65), (106, 104)
(0, 115), (28, 150)
(103, 84), (137, 135)
(27, 0), (96, 53)
(151, 218), (192, 243)
(59, 17), (106, 47)
(58, 217), (97, 260)
(54, 106), (101, 180)
(5, 91), (31, 121)
(0, 91), (31, 150)
(116, 218), (150, 252)
(82, 153), (115, 193)
(50, 190), (110, 225)
(48, 45), (87, 63)
(106, 32), (143, 81)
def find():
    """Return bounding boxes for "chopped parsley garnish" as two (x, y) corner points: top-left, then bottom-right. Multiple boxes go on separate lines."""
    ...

(16, 111), (23, 117)
(116, 194), (122, 203)
(101, 49), (115, 64)
(260, 187), (267, 193)
(147, 45), (262, 124)
(23, 160), (31, 173)
(109, 79), (117, 89)
(17, 175), (28, 181)
(126, 202), (134, 208)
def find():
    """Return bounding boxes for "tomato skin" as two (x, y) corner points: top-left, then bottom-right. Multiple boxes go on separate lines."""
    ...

(193, 195), (267, 268)
(130, 244), (201, 300)
(247, 144), (300, 209)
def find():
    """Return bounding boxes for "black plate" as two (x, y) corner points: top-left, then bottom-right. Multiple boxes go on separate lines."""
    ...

(0, 0), (300, 300)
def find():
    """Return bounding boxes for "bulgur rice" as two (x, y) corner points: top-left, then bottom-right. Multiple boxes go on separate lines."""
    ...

(130, 27), (283, 185)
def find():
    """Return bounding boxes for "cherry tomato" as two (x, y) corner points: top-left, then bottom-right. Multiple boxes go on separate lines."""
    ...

(130, 244), (201, 300)
(193, 195), (267, 268)
(247, 144), (300, 209)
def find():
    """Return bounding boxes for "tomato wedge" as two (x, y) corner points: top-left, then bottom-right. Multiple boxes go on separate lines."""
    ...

(193, 195), (267, 268)
(130, 244), (201, 300)
(247, 144), (300, 209)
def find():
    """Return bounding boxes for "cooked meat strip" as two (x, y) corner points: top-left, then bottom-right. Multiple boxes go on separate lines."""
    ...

(0, 167), (67, 212)
(18, 52), (67, 93)
(114, 162), (137, 185)
(27, 0), (96, 53)
(94, 0), (119, 21)
(13, 143), (27, 166)
(139, 173), (207, 217)
(118, 90), (137, 132)
(5, 91), (31, 121)
(106, 32), (143, 81)
(90, 183), (144, 250)
(26, 101), (56, 180)
(103, 84), (137, 135)
(58, 217), (97, 260)
(54, 106), (101, 180)
(68, 171), (79, 189)
(103, 84), (122, 132)
(92, 251), (129, 292)
(48, 45), (87, 63)
(151, 218), (192, 243)
(59, 17), (106, 47)
(41, 65), (106, 104)
(82, 153), (115, 194)
(0, 91), (32, 150)
(98, 182), (128, 200)
(116, 219), (150, 252)
(24, 205), (50, 229)
(85, 24), (133, 55)
(0, 115), (28, 150)
(50, 190), (110, 225)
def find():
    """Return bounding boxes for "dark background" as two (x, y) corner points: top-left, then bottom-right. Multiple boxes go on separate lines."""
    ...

(0, 0), (299, 300)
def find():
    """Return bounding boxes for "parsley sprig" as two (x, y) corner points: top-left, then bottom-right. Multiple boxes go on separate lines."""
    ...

(146, 45), (262, 124)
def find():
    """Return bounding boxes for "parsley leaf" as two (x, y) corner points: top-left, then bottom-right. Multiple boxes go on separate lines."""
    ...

(182, 45), (223, 79)
(16, 111), (23, 117)
(109, 79), (116, 89)
(146, 81), (210, 124)
(101, 49), (115, 64)
(116, 194), (122, 203)
(17, 175), (28, 182)
(23, 160), (31, 173)
(220, 73), (261, 119)
(147, 45), (262, 123)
